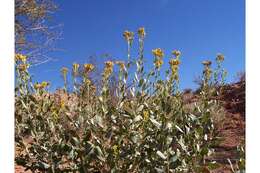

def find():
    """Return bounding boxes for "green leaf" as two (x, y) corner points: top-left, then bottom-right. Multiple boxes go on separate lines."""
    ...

(37, 161), (50, 169)
(170, 155), (178, 163)
(207, 162), (221, 170)
(95, 146), (105, 162)
(72, 137), (80, 146)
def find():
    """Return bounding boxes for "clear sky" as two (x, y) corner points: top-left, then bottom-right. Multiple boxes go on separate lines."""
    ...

(29, 0), (245, 91)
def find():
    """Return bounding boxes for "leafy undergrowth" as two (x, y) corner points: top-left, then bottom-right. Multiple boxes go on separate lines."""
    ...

(15, 28), (245, 173)
(15, 80), (245, 173)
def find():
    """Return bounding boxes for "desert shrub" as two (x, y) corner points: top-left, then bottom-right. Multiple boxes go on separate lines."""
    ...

(15, 28), (228, 172)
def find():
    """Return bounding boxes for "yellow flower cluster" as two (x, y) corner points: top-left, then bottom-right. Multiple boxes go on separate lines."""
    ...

(152, 48), (164, 58)
(152, 48), (164, 68)
(138, 27), (146, 39)
(216, 53), (224, 62)
(112, 145), (119, 156)
(143, 110), (149, 122)
(116, 61), (125, 71)
(60, 99), (66, 109)
(84, 63), (94, 73)
(169, 50), (181, 81)
(103, 61), (114, 79)
(154, 59), (163, 68)
(15, 53), (27, 63)
(123, 31), (134, 43)
(169, 59), (180, 81)
(61, 67), (69, 75)
(72, 63), (80, 76)
(202, 60), (212, 66)
(202, 60), (212, 80)
(18, 63), (30, 71)
(34, 81), (49, 90)
(172, 50), (181, 58)
(169, 59), (180, 66)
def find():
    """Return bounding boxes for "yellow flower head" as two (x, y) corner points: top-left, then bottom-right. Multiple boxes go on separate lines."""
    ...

(152, 48), (164, 58)
(105, 61), (114, 69)
(84, 63), (94, 73)
(202, 60), (212, 66)
(34, 83), (42, 89)
(169, 59), (180, 66)
(115, 61), (125, 71)
(15, 53), (27, 63)
(34, 81), (49, 90)
(60, 99), (66, 109)
(216, 53), (225, 62)
(169, 59), (180, 81)
(41, 81), (49, 88)
(72, 63), (80, 75)
(154, 59), (163, 68)
(103, 61), (114, 79)
(138, 27), (146, 39)
(18, 63), (30, 71)
(143, 110), (149, 122)
(112, 145), (119, 156)
(123, 30), (134, 42)
(61, 67), (69, 75)
(84, 78), (92, 85)
(172, 50), (181, 58)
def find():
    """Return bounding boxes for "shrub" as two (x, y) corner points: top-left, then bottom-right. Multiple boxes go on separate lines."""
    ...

(15, 28), (228, 172)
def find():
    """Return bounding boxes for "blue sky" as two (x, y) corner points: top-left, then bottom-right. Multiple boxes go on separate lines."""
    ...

(29, 0), (245, 91)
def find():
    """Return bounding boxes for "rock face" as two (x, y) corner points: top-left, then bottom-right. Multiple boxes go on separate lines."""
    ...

(221, 80), (245, 117)
(210, 79), (245, 172)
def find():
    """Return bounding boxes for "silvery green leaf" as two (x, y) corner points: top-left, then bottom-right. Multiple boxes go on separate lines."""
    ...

(38, 162), (50, 169)
(130, 87), (135, 97)
(138, 79), (144, 87)
(150, 118), (162, 129)
(135, 151), (141, 156)
(86, 142), (94, 155)
(204, 134), (208, 141)
(135, 73), (139, 82)
(236, 171), (245, 173)
(155, 167), (164, 173)
(136, 105), (144, 112)
(175, 125), (184, 133)
(98, 96), (103, 102)
(95, 146), (105, 162)
(69, 149), (75, 159)
(170, 155), (178, 163)
(189, 114), (197, 121)
(196, 144), (200, 152)
(122, 114), (130, 118)
(178, 137), (187, 151)
(166, 122), (172, 130)
(72, 137), (80, 145)
(166, 136), (172, 145)
(156, 151), (167, 160)
(119, 101), (124, 108)
(145, 159), (151, 163)
(227, 158), (235, 172)
(185, 125), (190, 134)
(133, 115), (143, 123)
